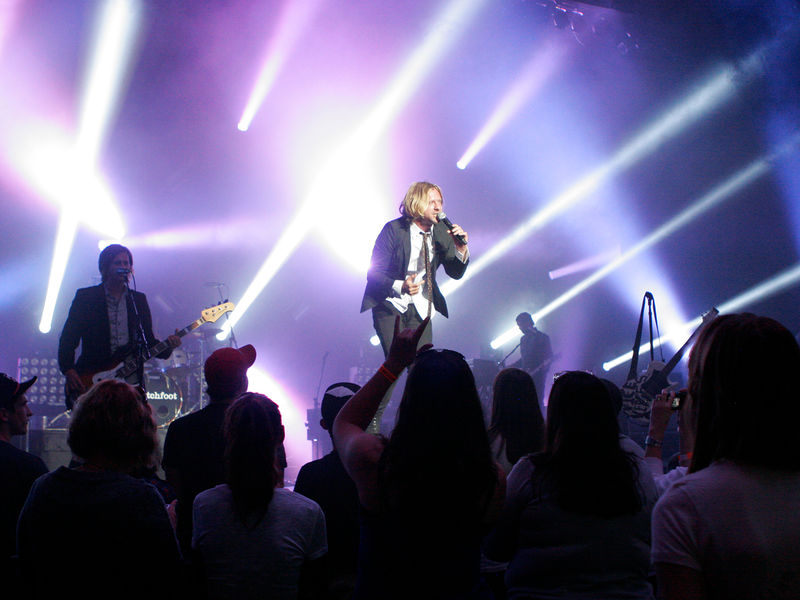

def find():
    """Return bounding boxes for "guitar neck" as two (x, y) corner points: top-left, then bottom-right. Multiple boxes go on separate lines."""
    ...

(661, 337), (694, 376)
(145, 317), (206, 359)
(662, 309), (719, 375)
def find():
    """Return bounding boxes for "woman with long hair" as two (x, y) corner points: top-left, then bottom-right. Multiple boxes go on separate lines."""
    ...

(488, 368), (545, 475)
(486, 370), (658, 599)
(192, 393), (327, 599)
(333, 317), (505, 599)
(652, 313), (800, 600)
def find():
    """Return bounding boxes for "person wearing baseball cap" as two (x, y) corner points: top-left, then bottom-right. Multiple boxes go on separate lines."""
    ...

(295, 381), (362, 600)
(161, 345), (256, 556)
(1, 373), (47, 580)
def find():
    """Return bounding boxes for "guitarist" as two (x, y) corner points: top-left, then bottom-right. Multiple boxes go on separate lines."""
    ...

(513, 312), (554, 407)
(58, 244), (181, 409)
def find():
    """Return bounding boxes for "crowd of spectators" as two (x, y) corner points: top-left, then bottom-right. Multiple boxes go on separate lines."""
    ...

(2, 311), (799, 599)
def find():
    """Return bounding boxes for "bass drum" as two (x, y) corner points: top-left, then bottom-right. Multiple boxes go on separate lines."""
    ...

(143, 371), (183, 428)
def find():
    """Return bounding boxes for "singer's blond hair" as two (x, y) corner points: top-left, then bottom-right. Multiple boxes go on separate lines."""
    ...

(399, 181), (443, 220)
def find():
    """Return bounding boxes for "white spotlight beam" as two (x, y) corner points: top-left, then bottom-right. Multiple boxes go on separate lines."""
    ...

(238, 0), (320, 132)
(219, 0), (488, 340)
(490, 132), (800, 350)
(0, 0), (22, 57)
(548, 246), (621, 280)
(77, 0), (142, 162)
(457, 40), (566, 170)
(38, 0), (141, 335)
(603, 261), (800, 372)
(39, 214), (79, 333)
(443, 46), (769, 299)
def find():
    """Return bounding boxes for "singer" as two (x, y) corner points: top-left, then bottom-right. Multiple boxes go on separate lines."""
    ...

(58, 244), (181, 408)
(360, 181), (469, 429)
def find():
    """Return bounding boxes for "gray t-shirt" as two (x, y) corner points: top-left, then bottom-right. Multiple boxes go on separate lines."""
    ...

(193, 485), (327, 600)
(652, 460), (800, 600)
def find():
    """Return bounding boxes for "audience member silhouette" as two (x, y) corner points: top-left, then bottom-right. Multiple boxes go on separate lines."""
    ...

(651, 313), (800, 600)
(162, 344), (257, 555)
(486, 370), (658, 599)
(294, 381), (362, 600)
(16, 379), (181, 599)
(333, 317), (505, 599)
(488, 368), (545, 475)
(601, 377), (646, 458)
(192, 392), (327, 600)
(0, 373), (47, 591)
(484, 368), (545, 600)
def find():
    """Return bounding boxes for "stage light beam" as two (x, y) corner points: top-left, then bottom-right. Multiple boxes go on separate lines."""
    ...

(490, 131), (800, 350)
(548, 246), (621, 280)
(443, 41), (773, 299)
(237, 0), (321, 132)
(0, 0), (22, 57)
(457, 40), (566, 170)
(77, 0), (142, 162)
(39, 214), (79, 334)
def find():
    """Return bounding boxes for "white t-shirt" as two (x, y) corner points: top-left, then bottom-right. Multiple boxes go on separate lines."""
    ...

(193, 485), (328, 600)
(652, 460), (800, 600)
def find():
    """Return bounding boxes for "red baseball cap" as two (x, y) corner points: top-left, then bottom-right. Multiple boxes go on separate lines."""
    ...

(204, 345), (256, 396)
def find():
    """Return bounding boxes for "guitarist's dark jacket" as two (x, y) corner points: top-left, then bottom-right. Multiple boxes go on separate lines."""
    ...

(58, 284), (173, 384)
(360, 217), (468, 318)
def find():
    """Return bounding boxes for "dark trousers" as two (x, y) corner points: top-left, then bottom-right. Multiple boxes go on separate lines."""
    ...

(369, 302), (433, 433)
(372, 302), (433, 357)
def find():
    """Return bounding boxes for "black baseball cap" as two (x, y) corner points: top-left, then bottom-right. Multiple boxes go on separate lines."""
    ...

(0, 373), (37, 409)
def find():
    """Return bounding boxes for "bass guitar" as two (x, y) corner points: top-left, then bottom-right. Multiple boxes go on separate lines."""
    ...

(621, 307), (718, 425)
(66, 301), (234, 409)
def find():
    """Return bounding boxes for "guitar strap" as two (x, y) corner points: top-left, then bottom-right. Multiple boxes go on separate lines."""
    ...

(627, 292), (667, 382)
(626, 294), (649, 382)
(646, 293), (665, 364)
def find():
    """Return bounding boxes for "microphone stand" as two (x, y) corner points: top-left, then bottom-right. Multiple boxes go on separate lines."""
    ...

(498, 341), (521, 368)
(311, 352), (328, 460)
(125, 273), (150, 389)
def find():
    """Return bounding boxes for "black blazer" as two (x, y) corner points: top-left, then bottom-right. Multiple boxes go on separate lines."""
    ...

(58, 284), (170, 376)
(360, 217), (468, 318)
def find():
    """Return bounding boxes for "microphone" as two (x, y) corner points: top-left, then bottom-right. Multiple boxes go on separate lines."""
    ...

(437, 212), (466, 245)
(204, 282), (225, 288)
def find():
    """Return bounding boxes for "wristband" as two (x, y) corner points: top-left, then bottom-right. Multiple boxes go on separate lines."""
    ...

(644, 435), (663, 448)
(378, 364), (398, 383)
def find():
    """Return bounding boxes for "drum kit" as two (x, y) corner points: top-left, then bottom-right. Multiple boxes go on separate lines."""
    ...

(144, 326), (223, 428)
